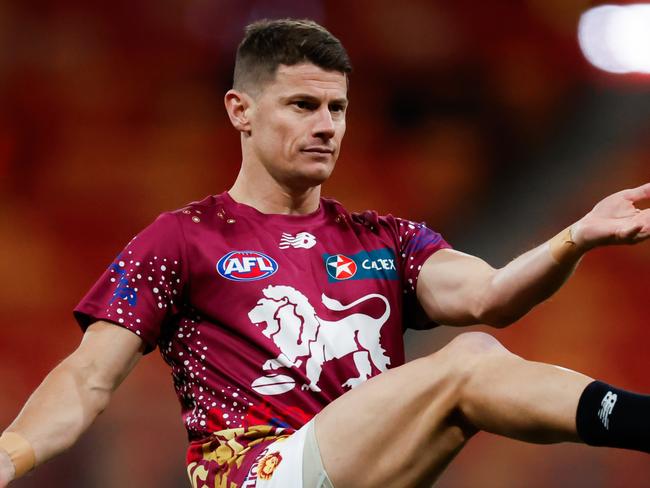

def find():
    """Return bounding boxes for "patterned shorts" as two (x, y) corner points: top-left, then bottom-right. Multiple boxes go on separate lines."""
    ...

(242, 420), (334, 488)
(187, 420), (335, 488)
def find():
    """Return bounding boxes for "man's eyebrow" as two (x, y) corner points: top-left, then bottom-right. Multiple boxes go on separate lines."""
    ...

(283, 93), (348, 105)
(330, 98), (349, 106)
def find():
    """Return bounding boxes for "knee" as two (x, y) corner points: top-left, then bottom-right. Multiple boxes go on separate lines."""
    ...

(445, 331), (507, 358)
(430, 332), (511, 379)
(414, 333), (510, 435)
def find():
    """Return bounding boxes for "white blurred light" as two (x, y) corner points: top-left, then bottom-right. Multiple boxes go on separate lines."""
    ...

(579, 4), (650, 74)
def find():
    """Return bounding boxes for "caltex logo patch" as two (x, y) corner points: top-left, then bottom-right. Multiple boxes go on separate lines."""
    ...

(325, 254), (358, 280)
(217, 251), (278, 282)
(323, 249), (398, 283)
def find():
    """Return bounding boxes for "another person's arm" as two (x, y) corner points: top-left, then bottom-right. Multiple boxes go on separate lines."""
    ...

(0, 321), (144, 486)
(417, 183), (650, 327)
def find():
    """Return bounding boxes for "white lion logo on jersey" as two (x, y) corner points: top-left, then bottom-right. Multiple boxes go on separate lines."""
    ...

(248, 285), (391, 393)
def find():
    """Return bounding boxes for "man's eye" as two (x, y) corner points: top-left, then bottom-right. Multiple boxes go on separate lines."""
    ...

(294, 101), (311, 110)
(330, 104), (345, 113)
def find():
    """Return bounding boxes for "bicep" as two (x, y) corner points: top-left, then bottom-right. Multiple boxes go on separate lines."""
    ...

(67, 320), (145, 392)
(415, 249), (496, 326)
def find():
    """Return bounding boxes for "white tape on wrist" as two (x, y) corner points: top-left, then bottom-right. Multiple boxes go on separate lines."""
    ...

(549, 226), (581, 264)
(0, 432), (35, 478)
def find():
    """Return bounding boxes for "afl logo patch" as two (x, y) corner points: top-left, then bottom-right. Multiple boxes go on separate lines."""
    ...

(217, 251), (278, 282)
(325, 254), (357, 280)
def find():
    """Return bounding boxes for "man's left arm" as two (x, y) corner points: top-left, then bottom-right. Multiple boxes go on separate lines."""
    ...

(416, 183), (650, 327)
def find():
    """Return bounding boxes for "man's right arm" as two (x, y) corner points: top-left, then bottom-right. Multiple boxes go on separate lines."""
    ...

(0, 321), (145, 486)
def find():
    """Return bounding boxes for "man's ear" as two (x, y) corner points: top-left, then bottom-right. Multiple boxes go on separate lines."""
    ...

(224, 89), (254, 134)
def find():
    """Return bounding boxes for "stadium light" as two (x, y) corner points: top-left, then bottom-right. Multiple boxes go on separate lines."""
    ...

(578, 4), (650, 74)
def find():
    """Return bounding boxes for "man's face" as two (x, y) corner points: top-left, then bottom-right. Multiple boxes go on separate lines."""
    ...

(246, 63), (348, 190)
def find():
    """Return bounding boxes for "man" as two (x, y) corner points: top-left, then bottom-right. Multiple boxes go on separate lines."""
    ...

(1, 18), (649, 488)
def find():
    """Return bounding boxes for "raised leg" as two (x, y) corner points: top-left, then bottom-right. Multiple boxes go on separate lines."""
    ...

(314, 332), (592, 488)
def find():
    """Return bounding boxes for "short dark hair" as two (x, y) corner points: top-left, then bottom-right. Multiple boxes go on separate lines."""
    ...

(233, 18), (352, 93)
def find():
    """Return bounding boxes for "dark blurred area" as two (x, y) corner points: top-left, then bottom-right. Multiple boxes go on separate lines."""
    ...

(1, 1), (650, 486)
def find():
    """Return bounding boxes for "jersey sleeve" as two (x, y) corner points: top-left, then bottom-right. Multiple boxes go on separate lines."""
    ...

(390, 216), (452, 330)
(73, 212), (188, 353)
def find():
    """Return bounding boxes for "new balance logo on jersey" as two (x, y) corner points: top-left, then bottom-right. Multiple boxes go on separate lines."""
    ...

(279, 232), (316, 249)
(598, 391), (617, 429)
(217, 251), (279, 282)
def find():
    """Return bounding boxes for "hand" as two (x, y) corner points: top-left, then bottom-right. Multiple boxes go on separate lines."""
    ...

(572, 183), (650, 250)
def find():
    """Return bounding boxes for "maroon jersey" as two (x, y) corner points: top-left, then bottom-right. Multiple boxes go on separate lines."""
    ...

(74, 192), (450, 485)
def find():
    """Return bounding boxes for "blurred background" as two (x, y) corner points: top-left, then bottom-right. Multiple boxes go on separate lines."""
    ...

(2, 0), (650, 486)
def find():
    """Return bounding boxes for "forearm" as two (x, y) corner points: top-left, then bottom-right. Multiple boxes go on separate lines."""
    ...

(419, 184), (650, 327)
(1, 356), (111, 482)
(481, 230), (583, 326)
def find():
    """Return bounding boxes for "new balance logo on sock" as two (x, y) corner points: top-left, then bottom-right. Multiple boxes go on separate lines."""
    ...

(598, 391), (618, 430)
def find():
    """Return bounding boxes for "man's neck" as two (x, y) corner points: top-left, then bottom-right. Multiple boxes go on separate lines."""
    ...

(228, 170), (321, 215)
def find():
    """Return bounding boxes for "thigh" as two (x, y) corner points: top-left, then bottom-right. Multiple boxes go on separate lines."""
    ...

(314, 353), (475, 488)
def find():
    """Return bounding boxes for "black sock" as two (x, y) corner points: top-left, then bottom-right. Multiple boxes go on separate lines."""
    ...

(576, 380), (650, 453)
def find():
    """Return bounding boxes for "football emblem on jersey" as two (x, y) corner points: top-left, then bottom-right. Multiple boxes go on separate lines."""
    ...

(251, 374), (296, 396)
(217, 251), (278, 282)
(325, 254), (357, 280)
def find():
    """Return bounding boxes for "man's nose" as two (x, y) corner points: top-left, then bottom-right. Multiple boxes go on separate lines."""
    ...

(312, 107), (335, 139)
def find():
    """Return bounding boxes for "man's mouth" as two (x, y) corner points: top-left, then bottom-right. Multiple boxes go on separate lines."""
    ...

(302, 146), (334, 154)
